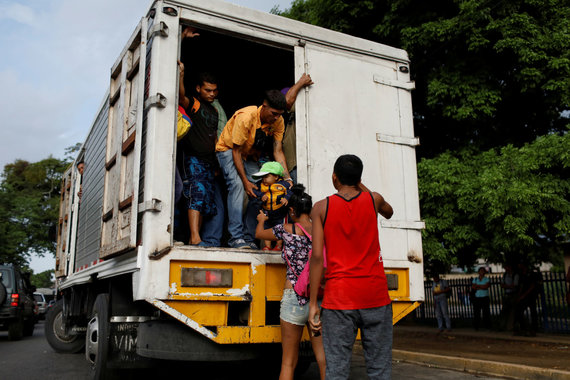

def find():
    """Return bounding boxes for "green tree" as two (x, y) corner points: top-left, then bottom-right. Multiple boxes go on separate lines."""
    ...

(281, 0), (569, 158)
(30, 269), (55, 288)
(419, 132), (570, 269)
(0, 157), (70, 266)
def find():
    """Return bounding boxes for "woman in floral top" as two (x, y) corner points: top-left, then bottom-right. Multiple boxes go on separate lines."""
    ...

(256, 184), (326, 380)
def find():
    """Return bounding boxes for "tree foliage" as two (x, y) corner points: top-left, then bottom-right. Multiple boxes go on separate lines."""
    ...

(281, 0), (569, 158)
(419, 132), (570, 268)
(31, 269), (55, 289)
(0, 157), (69, 267)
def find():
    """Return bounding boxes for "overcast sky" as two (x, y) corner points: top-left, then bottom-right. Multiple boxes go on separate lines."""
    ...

(0, 0), (292, 273)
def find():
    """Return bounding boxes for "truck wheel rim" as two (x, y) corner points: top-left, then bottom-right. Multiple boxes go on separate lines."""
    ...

(53, 311), (76, 343)
(86, 315), (99, 365)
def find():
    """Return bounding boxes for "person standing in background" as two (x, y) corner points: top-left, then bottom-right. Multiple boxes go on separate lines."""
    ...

(472, 267), (492, 330)
(432, 273), (452, 333)
(500, 263), (519, 331)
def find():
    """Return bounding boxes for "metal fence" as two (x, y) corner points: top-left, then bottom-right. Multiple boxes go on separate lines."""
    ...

(415, 271), (570, 333)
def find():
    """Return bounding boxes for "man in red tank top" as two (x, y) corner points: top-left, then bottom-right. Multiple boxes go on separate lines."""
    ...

(309, 154), (394, 380)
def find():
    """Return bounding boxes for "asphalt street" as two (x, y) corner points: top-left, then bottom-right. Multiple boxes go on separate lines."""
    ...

(0, 321), (501, 379)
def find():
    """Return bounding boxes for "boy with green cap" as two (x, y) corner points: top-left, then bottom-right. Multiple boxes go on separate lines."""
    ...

(252, 162), (293, 250)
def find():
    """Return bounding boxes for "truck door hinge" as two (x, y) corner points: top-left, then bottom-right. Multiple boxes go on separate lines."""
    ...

(147, 21), (169, 40)
(380, 220), (425, 230)
(138, 198), (162, 213)
(373, 74), (415, 91)
(144, 93), (167, 110)
(376, 133), (420, 147)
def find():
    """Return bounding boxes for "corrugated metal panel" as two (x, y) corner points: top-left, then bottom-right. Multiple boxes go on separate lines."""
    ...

(74, 99), (109, 271)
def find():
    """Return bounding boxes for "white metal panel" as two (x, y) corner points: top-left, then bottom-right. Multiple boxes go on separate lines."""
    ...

(300, 44), (400, 199)
(300, 44), (423, 279)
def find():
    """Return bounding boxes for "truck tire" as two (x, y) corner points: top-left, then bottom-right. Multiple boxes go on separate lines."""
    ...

(45, 300), (85, 353)
(0, 282), (6, 305)
(8, 317), (24, 341)
(23, 317), (35, 336)
(86, 293), (119, 380)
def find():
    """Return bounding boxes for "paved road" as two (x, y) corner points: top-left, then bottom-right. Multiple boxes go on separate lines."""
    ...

(0, 321), (500, 379)
(0, 320), (90, 379)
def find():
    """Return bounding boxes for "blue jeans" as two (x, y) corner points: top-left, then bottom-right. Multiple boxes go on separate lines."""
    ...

(290, 166), (297, 184)
(200, 177), (224, 247)
(434, 296), (451, 330)
(216, 149), (261, 245)
(322, 304), (393, 380)
(175, 167), (183, 204)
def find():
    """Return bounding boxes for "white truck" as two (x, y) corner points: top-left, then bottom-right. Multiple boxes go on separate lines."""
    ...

(46, 0), (424, 377)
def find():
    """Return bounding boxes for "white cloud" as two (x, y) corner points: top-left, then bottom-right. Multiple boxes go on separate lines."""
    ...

(0, 69), (75, 164)
(0, 0), (147, 169)
(0, 2), (37, 26)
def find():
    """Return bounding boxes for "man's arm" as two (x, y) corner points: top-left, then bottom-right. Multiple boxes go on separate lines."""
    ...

(178, 60), (190, 109)
(232, 145), (258, 198)
(285, 73), (313, 110)
(273, 140), (290, 180)
(178, 27), (200, 109)
(308, 200), (326, 335)
(358, 182), (394, 219)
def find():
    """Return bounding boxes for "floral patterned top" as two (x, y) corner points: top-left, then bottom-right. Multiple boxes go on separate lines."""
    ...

(272, 223), (311, 306)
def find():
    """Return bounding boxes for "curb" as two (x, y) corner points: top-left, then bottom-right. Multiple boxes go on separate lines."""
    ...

(395, 326), (570, 347)
(393, 349), (570, 380)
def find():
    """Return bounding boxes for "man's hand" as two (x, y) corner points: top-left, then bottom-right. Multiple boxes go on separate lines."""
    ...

(182, 26), (200, 39)
(261, 194), (268, 202)
(280, 198), (288, 206)
(244, 181), (258, 198)
(308, 304), (322, 336)
(177, 60), (185, 75)
(298, 73), (314, 88)
(256, 210), (268, 223)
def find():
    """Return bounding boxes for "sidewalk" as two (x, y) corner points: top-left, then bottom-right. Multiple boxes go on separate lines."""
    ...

(390, 324), (570, 379)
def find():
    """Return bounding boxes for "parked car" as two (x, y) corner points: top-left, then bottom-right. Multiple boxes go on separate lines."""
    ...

(0, 265), (36, 340)
(47, 299), (56, 311)
(33, 292), (48, 320)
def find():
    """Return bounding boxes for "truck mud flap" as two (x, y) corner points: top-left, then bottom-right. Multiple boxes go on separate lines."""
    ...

(107, 319), (153, 368)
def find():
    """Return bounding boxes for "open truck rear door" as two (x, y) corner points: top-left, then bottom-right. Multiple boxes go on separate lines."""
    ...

(295, 43), (425, 318)
(100, 19), (148, 258)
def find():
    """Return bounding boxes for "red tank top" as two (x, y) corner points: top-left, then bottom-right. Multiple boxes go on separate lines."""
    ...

(322, 192), (391, 310)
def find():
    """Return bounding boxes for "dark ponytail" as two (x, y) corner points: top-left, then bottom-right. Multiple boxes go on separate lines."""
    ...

(288, 183), (312, 216)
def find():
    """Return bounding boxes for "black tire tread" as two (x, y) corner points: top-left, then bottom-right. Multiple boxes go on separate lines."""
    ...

(45, 299), (85, 353)
(8, 318), (24, 341)
(23, 317), (35, 336)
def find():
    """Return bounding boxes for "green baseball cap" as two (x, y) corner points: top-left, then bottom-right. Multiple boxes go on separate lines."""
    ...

(252, 161), (284, 179)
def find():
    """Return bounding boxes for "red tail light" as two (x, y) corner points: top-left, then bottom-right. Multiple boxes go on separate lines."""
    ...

(205, 270), (222, 286)
(10, 293), (19, 307)
(181, 268), (233, 287)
